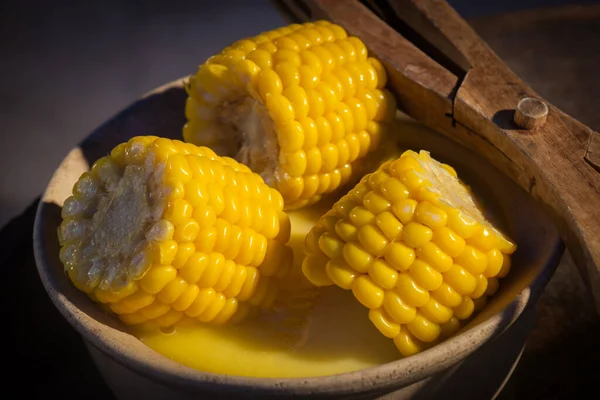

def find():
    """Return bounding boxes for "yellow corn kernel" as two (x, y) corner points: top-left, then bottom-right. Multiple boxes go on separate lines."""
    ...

(420, 297), (453, 324)
(455, 245), (488, 275)
(335, 220), (358, 242)
(484, 249), (504, 278)
(443, 264), (477, 296)
(447, 209), (479, 239)
(150, 240), (178, 266)
(369, 308), (401, 338)
(486, 277), (500, 296)
(368, 58), (387, 88)
(408, 259), (443, 291)
(454, 297), (475, 320)
(391, 198), (418, 225)
(432, 226), (465, 258)
(407, 314), (441, 343)
(153, 309), (184, 327)
(179, 252), (208, 283)
(415, 242), (453, 273)
(348, 182), (369, 202)
(224, 264), (248, 297)
(333, 196), (358, 218)
(174, 220), (200, 242)
(349, 206), (375, 226)
(352, 275), (385, 309)
(375, 211), (403, 241)
(164, 199), (192, 225)
(172, 284), (200, 311)
(357, 224), (389, 257)
(58, 136), (294, 328)
(383, 291), (416, 324)
(172, 243), (196, 269)
(439, 316), (461, 339)
(403, 222), (433, 248)
(198, 293), (228, 322)
(214, 259), (237, 291)
(380, 178), (410, 203)
(471, 274), (488, 299)
(249, 277), (273, 307)
(302, 254), (334, 286)
(183, 22), (396, 208)
(384, 242), (416, 271)
(140, 302), (171, 320)
(430, 280), (464, 308)
(498, 254), (511, 278)
(305, 227), (325, 254)
(212, 298), (239, 325)
(393, 329), (426, 357)
(395, 273), (430, 307)
(468, 226), (497, 251)
(318, 232), (344, 259)
(198, 253), (228, 288)
(414, 201), (447, 230)
(399, 169), (425, 193)
(494, 229), (517, 254)
(93, 288), (119, 304)
(363, 191), (391, 214)
(113, 291), (155, 314)
(343, 242), (374, 273)
(367, 169), (389, 190)
(326, 258), (357, 290)
(156, 278), (189, 304)
(368, 259), (398, 289)
(140, 266), (177, 295)
(185, 288), (217, 317)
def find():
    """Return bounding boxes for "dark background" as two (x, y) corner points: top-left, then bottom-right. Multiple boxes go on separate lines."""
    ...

(1, 1), (599, 399)
(0, 0), (595, 229)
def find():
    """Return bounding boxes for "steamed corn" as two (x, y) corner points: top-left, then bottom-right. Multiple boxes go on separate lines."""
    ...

(57, 136), (293, 328)
(183, 21), (396, 210)
(302, 150), (516, 356)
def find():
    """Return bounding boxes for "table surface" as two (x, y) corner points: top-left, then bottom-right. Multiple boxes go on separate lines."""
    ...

(3, 4), (600, 400)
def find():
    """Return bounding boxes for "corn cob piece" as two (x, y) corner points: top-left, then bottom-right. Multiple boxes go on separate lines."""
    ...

(302, 150), (517, 356)
(183, 21), (396, 210)
(57, 136), (293, 329)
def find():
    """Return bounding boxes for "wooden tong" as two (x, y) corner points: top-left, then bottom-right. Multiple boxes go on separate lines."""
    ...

(276, 0), (600, 312)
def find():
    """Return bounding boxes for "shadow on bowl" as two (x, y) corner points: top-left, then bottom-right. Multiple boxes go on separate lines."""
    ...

(33, 81), (563, 399)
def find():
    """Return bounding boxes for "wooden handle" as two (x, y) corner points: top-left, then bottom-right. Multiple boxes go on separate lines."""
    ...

(305, 0), (600, 311)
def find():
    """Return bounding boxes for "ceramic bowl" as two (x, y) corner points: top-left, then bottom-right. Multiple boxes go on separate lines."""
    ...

(33, 81), (563, 399)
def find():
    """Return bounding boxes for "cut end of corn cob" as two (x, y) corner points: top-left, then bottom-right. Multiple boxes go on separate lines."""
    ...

(183, 21), (396, 210)
(301, 149), (517, 357)
(58, 136), (294, 328)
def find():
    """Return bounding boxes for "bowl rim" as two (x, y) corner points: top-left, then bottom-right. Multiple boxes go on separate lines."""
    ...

(33, 80), (565, 397)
